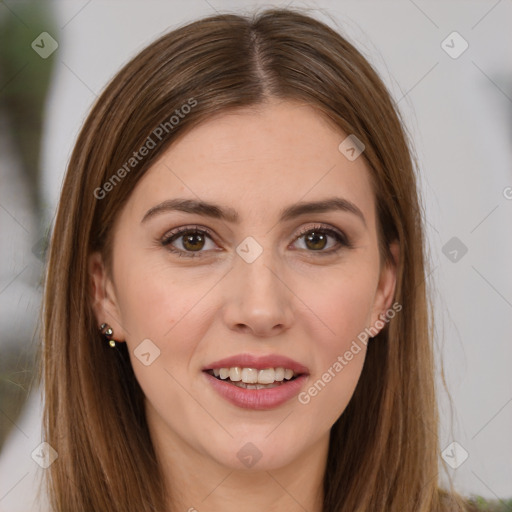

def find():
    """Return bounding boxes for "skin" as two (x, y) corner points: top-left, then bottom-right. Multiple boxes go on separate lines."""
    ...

(89, 98), (398, 512)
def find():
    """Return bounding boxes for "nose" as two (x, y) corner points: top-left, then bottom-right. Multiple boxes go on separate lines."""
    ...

(222, 247), (295, 337)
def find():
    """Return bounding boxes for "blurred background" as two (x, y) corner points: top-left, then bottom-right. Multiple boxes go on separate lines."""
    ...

(0, 1), (511, 510)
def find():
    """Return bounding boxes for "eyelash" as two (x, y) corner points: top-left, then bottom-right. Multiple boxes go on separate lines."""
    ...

(160, 224), (351, 259)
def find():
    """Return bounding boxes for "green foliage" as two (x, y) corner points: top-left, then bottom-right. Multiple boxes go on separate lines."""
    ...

(469, 496), (512, 511)
(0, 0), (57, 210)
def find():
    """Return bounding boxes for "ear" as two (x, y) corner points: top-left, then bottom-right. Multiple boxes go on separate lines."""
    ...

(88, 251), (127, 342)
(369, 241), (399, 333)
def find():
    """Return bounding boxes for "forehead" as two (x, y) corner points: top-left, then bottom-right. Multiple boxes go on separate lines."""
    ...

(126, 100), (376, 227)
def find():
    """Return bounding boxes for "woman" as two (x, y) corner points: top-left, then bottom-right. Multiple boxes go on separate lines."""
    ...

(37, 7), (477, 512)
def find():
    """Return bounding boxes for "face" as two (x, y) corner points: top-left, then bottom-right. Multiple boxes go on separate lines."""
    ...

(89, 99), (398, 474)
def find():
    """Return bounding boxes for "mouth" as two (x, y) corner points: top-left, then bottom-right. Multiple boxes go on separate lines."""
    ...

(202, 353), (310, 409)
(204, 367), (302, 389)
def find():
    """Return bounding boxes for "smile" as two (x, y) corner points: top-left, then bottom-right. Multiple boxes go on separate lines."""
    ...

(202, 353), (309, 409)
(206, 366), (299, 389)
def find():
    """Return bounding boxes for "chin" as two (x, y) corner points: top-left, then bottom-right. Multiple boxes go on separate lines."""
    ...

(204, 433), (306, 472)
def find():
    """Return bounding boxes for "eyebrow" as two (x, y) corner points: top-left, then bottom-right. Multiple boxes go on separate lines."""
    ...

(141, 197), (366, 226)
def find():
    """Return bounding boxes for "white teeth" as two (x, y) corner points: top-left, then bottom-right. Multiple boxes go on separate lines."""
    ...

(210, 366), (298, 384)
(241, 368), (258, 384)
(229, 367), (242, 382)
(274, 367), (285, 381)
(258, 368), (275, 384)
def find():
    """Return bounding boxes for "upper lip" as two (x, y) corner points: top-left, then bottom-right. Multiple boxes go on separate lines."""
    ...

(203, 353), (310, 375)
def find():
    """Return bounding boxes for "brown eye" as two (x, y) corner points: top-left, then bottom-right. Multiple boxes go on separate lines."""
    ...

(161, 226), (216, 258)
(292, 225), (350, 255)
(303, 230), (328, 251)
(181, 232), (206, 251)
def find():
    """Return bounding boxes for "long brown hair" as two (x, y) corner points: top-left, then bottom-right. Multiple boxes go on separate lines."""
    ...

(37, 7), (471, 511)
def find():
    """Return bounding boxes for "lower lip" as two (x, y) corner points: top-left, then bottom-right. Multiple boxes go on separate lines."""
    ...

(203, 371), (308, 410)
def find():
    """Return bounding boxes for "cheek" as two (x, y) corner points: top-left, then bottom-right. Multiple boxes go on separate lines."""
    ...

(294, 266), (376, 424)
(114, 250), (215, 345)
(114, 255), (219, 403)
(299, 346), (367, 432)
(299, 262), (378, 351)
(116, 261), (212, 431)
